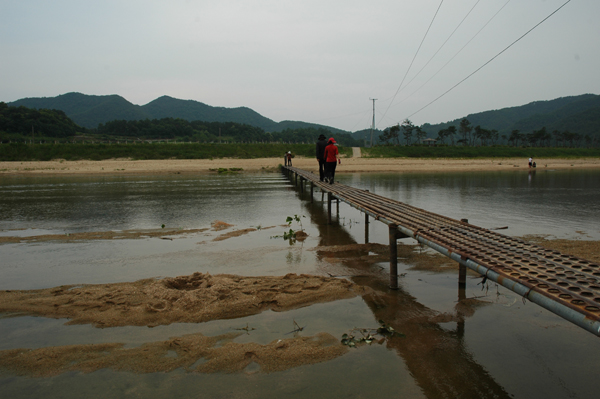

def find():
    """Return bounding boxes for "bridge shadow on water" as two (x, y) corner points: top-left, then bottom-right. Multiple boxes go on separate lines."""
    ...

(296, 186), (511, 399)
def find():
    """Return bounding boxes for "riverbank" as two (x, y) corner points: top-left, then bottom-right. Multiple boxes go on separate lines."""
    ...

(2, 157), (600, 176)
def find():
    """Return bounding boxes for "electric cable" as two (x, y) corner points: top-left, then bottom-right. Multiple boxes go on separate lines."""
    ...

(400, 0), (481, 98)
(394, 0), (511, 112)
(406, 0), (572, 120)
(379, 0), (445, 125)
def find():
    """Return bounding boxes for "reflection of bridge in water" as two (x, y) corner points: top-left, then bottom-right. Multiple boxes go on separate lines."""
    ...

(284, 166), (600, 337)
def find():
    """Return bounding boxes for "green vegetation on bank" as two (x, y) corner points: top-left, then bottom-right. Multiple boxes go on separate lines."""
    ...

(362, 145), (600, 159)
(0, 142), (598, 162)
(1, 102), (361, 147)
(0, 143), (353, 162)
(0, 102), (81, 139)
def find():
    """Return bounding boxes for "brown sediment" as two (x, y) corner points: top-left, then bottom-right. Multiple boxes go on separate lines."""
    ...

(0, 228), (208, 244)
(0, 273), (365, 328)
(294, 230), (309, 241)
(1, 157), (599, 176)
(0, 331), (347, 377)
(213, 228), (257, 241)
(211, 220), (234, 231)
(314, 242), (455, 273)
(521, 235), (600, 263)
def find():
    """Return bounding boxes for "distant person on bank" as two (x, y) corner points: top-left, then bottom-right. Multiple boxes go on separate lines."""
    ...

(315, 134), (327, 181)
(323, 137), (340, 184)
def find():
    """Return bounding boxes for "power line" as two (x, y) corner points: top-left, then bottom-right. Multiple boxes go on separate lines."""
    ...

(395, 0), (511, 112)
(399, 0), (482, 98)
(379, 0), (445, 125)
(407, 0), (572, 120)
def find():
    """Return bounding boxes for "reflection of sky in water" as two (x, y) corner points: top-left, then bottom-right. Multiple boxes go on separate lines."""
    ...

(340, 169), (600, 240)
(1, 170), (600, 399)
(1, 170), (599, 290)
(0, 174), (296, 233)
(1, 170), (598, 239)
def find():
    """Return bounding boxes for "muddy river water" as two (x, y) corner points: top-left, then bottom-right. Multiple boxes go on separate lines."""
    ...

(0, 168), (599, 398)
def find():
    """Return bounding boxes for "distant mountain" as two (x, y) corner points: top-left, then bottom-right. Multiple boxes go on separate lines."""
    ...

(8, 92), (347, 134)
(351, 128), (383, 144)
(274, 120), (348, 135)
(9, 93), (150, 129)
(141, 95), (278, 131)
(421, 94), (600, 139)
(10, 92), (600, 140)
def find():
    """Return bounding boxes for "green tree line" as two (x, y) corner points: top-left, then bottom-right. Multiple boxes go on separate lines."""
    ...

(1, 103), (360, 147)
(0, 143), (353, 162)
(0, 102), (82, 140)
(96, 118), (360, 146)
(379, 118), (599, 148)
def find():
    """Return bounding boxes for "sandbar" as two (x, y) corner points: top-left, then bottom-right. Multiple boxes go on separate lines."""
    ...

(1, 157), (599, 176)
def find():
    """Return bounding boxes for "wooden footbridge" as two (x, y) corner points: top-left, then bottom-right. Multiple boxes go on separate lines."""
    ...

(283, 166), (600, 337)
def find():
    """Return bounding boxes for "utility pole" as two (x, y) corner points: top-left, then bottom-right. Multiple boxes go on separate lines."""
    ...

(369, 98), (377, 147)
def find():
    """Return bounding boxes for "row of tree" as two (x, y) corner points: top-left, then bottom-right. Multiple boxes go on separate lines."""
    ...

(378, 120), (427, 145)
(0, 102), (81, 138)
(380, 118), (597, 148)
(96, 118), (361, 146)
(0, 103), (361, 146)
(2, 101), (596, 148)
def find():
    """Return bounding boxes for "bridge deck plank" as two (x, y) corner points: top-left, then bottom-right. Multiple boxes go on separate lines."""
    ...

(286, 166), (600, 334)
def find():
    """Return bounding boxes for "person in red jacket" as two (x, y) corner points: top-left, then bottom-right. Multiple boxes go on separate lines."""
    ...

(323, 137), (340, 184)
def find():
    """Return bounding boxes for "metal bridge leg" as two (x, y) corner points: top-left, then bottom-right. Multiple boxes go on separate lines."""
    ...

(458, 264), (467, 300)
(365, 214), (369, 243)
(389, 224), (399, 290)
(327, 192), (332, 224)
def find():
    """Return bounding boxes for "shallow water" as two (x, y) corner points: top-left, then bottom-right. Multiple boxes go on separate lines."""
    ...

(1, 169), (599, 398)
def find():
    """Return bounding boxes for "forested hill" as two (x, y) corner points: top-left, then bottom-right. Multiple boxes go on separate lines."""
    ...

(420, 94), (600, 138)
(8, 92), (347, 134)
(9, 93), (148, 129)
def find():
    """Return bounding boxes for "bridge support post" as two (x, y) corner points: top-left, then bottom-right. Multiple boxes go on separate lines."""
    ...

(310, 182), (314, 203)
(458, 264), (467, 299)
(365, 214), (369, 243)
(389, 224), (399, 290)
(327, 193), (332, 224)
(300, 177), (304, 193)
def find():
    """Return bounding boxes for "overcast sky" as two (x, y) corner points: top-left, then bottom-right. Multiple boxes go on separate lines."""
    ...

(1, 0), (597, 132)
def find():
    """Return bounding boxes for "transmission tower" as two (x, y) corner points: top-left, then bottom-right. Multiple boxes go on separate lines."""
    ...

(370, 98), (377, 147)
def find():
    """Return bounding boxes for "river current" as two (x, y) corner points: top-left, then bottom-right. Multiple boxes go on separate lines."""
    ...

(0, 168), (599, 398)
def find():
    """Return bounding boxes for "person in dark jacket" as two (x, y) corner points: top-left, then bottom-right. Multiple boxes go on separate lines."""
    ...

(315, 134), (327, 181)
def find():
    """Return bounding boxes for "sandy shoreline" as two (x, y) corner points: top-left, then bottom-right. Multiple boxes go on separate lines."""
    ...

(1, 157), (600, 176)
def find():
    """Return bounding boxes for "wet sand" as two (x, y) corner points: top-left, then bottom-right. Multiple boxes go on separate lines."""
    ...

(0, 330), (348, 377)
(0, 272), (364, 328)
(1, 156), (599, 175)
(1, 160), (599, 379)
(0, 230), (598, 377)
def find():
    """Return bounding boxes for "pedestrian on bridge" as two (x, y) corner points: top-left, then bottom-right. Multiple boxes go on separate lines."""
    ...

(285, 151), (292, 167)
(323, 137), (340, 184)
(316, 134), (327, 181)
